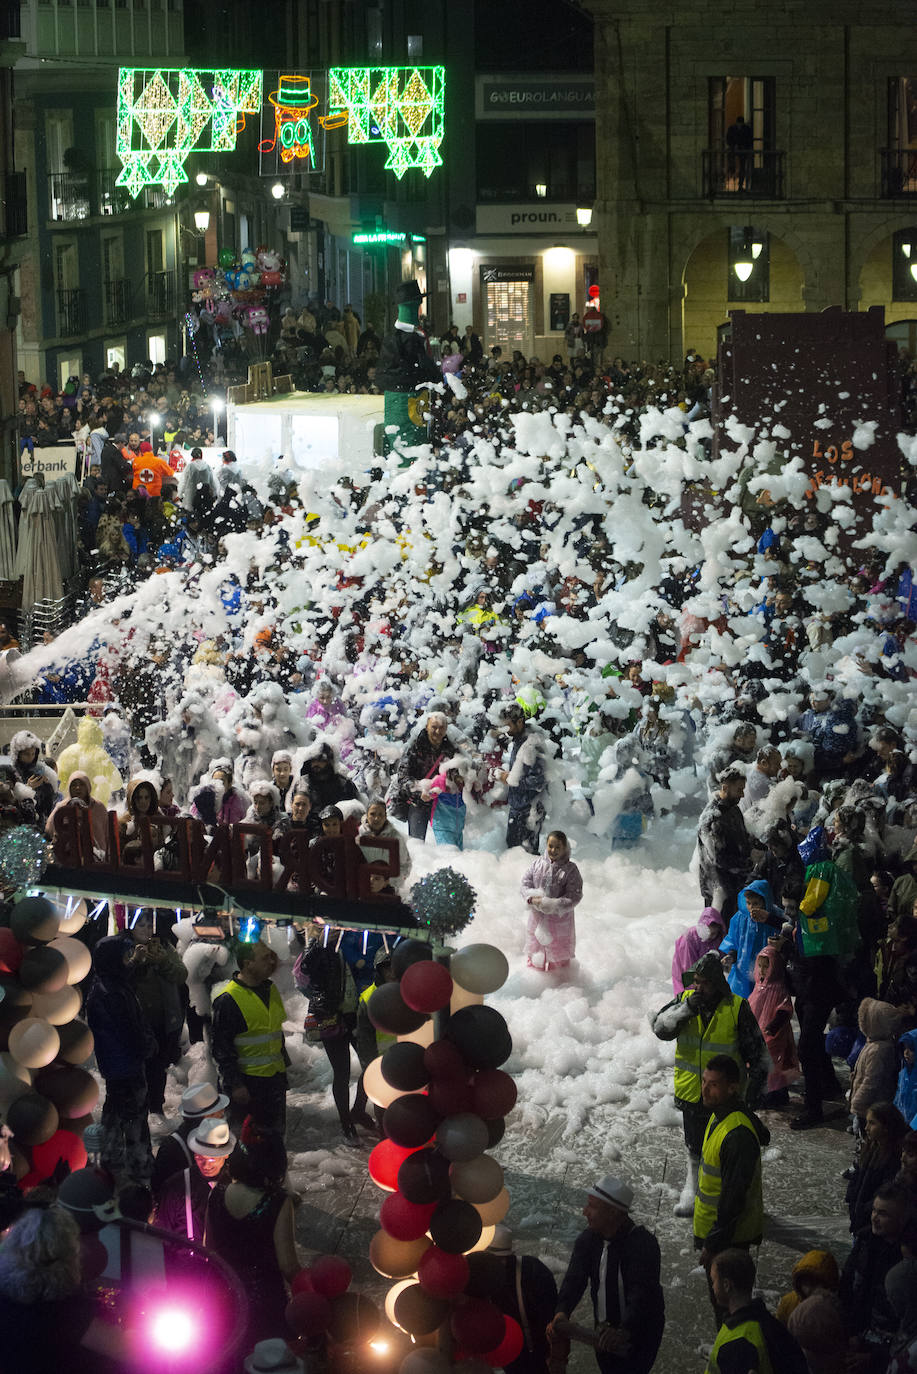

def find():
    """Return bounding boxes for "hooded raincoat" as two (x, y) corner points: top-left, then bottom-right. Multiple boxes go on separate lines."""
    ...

(719, 879), (784, 999)
(671, 907), (725, 993)
(520, 837), (583, 968)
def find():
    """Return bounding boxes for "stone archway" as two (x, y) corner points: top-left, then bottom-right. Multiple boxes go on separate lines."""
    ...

(855, 216), (917, 328)
(679, 223), (806, 360)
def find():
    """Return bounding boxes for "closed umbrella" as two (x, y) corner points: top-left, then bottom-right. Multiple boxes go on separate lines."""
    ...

(47, 473), (80, 585)
(18, 482), (63, 613)
(0, 480), (17, 581)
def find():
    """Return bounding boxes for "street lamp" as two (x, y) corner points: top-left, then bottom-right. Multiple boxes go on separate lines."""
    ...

(195, 172), (209, 187)
(576, 206), (593, 227)
(271, 182), (285, 200)
(148, 413), (160, 453)
(534, 183), (547, 199)
(193, 208), (210, 233)
(211, 397), (223, 445)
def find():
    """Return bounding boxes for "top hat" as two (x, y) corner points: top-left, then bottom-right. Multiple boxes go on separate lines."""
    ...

(270, 76), (318, 114)
(394, 280), (426, 306)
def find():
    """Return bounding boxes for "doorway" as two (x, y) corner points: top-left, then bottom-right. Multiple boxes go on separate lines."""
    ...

(483, 273), (534, 359)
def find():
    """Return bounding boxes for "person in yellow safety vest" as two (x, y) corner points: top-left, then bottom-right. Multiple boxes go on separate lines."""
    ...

(652, 951), (768, 1218)
(706, 1247), (808, 1374)
(211, 939), (289, 1137)
(353, 945), (399, 1135)
(694, 1056), (770, 1325)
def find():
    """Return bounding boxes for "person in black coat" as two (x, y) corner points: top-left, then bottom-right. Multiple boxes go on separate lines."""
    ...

(375, 281), (441, 394)
(298, 742), (360, 813)
(551, 1175), (664, 1374)
(85, 935), (155, 1184)
(485, 1225), (557, 1374)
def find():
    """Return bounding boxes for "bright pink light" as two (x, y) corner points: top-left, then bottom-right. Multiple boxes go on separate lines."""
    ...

(150, 1305), (197, 1354)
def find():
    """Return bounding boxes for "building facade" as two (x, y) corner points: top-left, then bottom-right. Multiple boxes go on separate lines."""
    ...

(581, 0), (917, 361)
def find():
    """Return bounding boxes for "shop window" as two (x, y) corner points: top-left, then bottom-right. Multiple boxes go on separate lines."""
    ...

(727, 225), (769, 302)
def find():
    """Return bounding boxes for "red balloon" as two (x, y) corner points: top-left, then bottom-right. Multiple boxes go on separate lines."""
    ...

(451, 1298), (505, 1355)
(309, 1254), (352, 1299)
(286, 1291), (332, 1338)
(483, 1315), (525, 1367)
(429, 1076), (474, 1117)
(0, 928), (23, 974)
(380, 1191), (437, 1242)
(588, 284), (601, 299)
(18, 1128), (87, 1191)
(368, 1138), (420, 1191)
(424, 1040), (467, 1082)
(471, 1070), (517, 1120)
(291, 1268), (315, 1295)
(400, 961), (454, 1014)
(417, 1245), (470, 1298)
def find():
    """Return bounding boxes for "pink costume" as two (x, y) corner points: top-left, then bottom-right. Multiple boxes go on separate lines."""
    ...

(748, 945), (801, 1091)
(521, 841), (583, 970)
(671, 907), (725, 993)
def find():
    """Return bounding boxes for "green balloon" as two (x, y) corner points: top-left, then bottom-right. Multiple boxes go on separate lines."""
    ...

(218, 249), (236, 269)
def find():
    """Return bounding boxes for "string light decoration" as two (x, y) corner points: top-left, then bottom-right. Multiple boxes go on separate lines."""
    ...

(325, 66), (445, 178)
(258, 74), (325, 176)
(116, 67), (263, 197)
(185, 313), (208, 394)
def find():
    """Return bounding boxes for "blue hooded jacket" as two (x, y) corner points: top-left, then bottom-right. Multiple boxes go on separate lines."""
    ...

(894, 1028), (917, 1125)
(719, 878), (784, 999)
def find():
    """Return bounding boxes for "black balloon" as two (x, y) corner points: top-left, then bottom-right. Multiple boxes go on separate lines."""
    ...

(368, 983), (428, 1036)
(384, 1093), (440, 1148)
(381, 1041), (429, 1092)
(393, 1283), (450, 1336)
(429, 1198), (483, 1254)
(444, 1006), (512, 1070)
(18, 945), (68, 994)
(6, 1090), (58, 1147)
(327, 1292), (380, 1344)
(391, 939), (434, 980)
(397, 1147), (452, 1204)
(486, 1117), (506, 1149)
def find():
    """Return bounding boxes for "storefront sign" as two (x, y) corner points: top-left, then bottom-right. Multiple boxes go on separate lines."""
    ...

(19, 445), (78, 483)
(476, 204), (581, 234)
(477, 76), (594, 120)
(480, 265), (536, 284)
(353, 231), (426, 245)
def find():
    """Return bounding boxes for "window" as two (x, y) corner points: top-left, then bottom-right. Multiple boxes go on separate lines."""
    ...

(706, 78), (780, 196)
(476, 121), (595, 202)
(147, 332), (166, 364)
(884, 80), (917, 195)
(727, 225), (769, 302)
(58, 354), (82, 389)
(892, 229), (917, 300)
(106, 341), (126, 371)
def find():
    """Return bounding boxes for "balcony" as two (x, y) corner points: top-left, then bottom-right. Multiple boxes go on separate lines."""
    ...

(105, 278), (133, 325)
(880, 148), (917, 197)
(147, 269), (176, 318)
(3, 170), (26, 236)
(48, 170), (175, 221)
(702, 148), (785, 199)
(477, 181), (596, 203)
(57, 288), (86, 337)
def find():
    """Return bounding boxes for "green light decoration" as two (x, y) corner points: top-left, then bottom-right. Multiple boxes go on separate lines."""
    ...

(326, 66), (445, 178)
(116, 67), (263, 197)
(353, 231), (426, 245)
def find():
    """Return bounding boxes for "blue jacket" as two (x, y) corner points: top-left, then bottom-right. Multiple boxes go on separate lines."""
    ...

(894, 1029), (917, 1125)
(720, 879), (784, 999)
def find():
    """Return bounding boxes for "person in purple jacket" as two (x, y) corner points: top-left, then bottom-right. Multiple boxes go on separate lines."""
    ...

(521, 830), (583, 971)
(671, 907), (726, 993)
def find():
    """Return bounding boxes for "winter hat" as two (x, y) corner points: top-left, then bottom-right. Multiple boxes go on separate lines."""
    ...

(180, 1082), (229, 1119)
(488, 1224), (514, 1254)
(587, 1175), (633, 1212)
(684, 951), (728, 989)
(187, 1118), (236, 1158)
(243, 1339), (304, 1374)
(249, 780), (281, 805)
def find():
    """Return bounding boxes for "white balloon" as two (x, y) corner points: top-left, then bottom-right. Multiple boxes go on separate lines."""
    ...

(363, 1054), (407, 1109)
(30, 984), (82, 1026)
(472, 1187), (510, 1226)
(7, 1017), (60, 1068)
(57, 899), (87, 935)
(465, 1223), (496, 1254)
(384, 1278), (415, 1331)
(449, 984), (484, 1014)
(397, 1019), (435, 1047)
(49, 935), (91, 985)
(450, 944), (509, 995)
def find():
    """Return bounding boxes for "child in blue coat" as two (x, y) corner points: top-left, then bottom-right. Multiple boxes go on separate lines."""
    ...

(894, 1028), (917, 1125)
(719, 878), (785, 999)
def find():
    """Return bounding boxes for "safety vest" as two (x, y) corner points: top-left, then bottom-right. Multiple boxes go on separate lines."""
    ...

(694, 1109), (763, 1245)
(706, 1316), (773, 1374)
(672, 992), (744, 1103)
(359, 984), (395, 1049)
(223, 980), (286, 1078)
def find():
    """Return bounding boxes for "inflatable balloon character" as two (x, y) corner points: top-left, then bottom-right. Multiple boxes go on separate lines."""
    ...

(247, 305), (269, 335)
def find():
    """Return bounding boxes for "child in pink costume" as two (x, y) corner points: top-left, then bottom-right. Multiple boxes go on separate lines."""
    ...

(748, 943), (801, 1100)
(521, 830), (583, 970)
(671, 907), (725, 993)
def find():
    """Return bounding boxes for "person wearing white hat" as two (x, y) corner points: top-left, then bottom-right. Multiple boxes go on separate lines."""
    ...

(150, 1081), (230, 1200)
(154, 1117), (235, 1244)
(549, 1175), (664, 1374)
(243, 1338), (304, 1374)
(486, 1224), (557, 1374)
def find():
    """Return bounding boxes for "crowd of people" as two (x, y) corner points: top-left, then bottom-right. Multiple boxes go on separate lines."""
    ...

(0, 314), (915, 1372)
